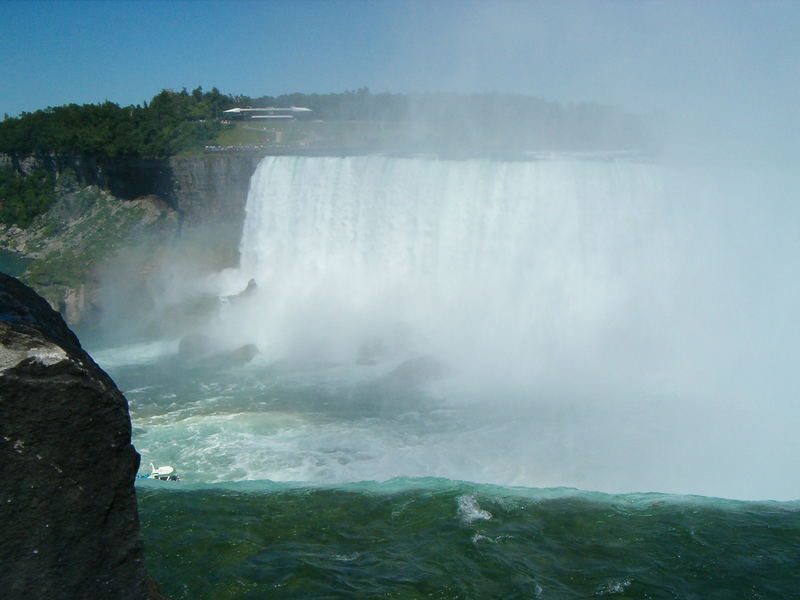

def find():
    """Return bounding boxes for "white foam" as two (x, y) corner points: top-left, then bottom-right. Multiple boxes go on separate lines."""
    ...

(457, 494), (492, 523)
(595, 577), (632, 596)
(92, 339), (179, 368)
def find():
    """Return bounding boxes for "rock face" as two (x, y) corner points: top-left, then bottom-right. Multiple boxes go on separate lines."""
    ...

(2, 152), (262, 227)
(0, 273), (151, 599)
(169, 155), (262, 226)
(3, 153), (174, 202)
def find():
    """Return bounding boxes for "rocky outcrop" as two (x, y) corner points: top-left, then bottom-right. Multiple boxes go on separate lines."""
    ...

(0, 185), (180, 328)
(2, 152), (262, 227)
(4, 153), (174, 202)
(168, 155), (262, 226)
(177, 332), (259, 367)
(1, 153), (261, 329)
(0, 273), (155, 599)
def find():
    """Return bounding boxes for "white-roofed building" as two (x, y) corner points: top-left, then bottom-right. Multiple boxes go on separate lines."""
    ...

(222, 107), (312, 120)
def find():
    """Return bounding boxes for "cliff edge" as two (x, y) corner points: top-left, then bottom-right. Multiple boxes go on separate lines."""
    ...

(0, 273), (158, 599)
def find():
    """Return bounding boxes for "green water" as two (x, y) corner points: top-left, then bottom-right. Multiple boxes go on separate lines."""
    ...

(0, 249), (30, 277)
(138, 481), (800, 600)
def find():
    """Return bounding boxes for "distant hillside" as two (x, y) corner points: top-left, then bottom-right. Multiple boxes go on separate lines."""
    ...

(1, 87), (655, 160)
(229, 88), (657, 156)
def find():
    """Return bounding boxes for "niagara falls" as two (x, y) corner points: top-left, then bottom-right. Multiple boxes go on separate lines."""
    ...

(2, 1), (799, 599)
(100, 154), (800, 503)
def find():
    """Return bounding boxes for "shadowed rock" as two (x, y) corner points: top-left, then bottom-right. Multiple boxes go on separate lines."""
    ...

(0, 273), (160, 599)
(177, 331), (214, 359)
(177, 331), (258, 367)
(383, 355), (448, 387)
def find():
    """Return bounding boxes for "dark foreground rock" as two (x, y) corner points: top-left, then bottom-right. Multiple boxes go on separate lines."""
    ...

(0, 273), (159, 599)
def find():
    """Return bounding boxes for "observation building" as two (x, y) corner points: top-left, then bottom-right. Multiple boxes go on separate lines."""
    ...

(222, 107), (312, 120)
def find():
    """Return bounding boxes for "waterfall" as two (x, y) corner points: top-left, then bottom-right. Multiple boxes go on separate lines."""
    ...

(221, 156), (681, 385)
(149, 153), (800, 498)
(219, 155), (797, 397)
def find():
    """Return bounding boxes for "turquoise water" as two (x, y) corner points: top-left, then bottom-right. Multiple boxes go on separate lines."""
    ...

(94, 351), (800, 599)
(0, 249), (30, 277)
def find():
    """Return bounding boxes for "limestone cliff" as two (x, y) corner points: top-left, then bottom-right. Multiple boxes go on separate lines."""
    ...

(168, 155), (261, 226)
(3, 151), (262, 226)
(0, 273), (157, 599)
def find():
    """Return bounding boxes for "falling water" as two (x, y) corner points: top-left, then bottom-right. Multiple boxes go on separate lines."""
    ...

(228, 156), (668, 376)
(199, 155), (798, 500)
(98, 154), (800, 501)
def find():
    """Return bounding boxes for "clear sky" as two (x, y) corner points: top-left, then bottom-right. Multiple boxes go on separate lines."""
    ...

(1, 0), (799, 152)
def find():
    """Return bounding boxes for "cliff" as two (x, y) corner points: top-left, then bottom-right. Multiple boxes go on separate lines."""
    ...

(0, 273), (160, 599)
(4, 152), (262, 226)
(1, 153), (261, 327)
(0, 185), (179, 327)
(168, 155), (262, 226)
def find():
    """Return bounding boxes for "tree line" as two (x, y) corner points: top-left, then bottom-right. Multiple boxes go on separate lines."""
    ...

(0, 86), (397, 159)
(0, 87), (232, 226)
(0, 87), (231, 159)
(1, 86), (655, 159)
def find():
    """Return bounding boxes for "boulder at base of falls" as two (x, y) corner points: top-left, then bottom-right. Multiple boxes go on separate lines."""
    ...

(0, 273), (161, 599)
(383, 355), (448, 387)
(177, 331), (259, 367)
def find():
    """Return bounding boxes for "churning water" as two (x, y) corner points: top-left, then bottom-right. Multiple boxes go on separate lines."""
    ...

(91, 155), (800, 598)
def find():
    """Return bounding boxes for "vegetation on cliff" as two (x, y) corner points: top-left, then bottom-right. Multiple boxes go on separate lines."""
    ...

(1, 87), (655, 162)
(0, 87), (231, 227)
(0, 179), (179, 325)
(0, 166), (55, 227)
(0, 88), (229, 159)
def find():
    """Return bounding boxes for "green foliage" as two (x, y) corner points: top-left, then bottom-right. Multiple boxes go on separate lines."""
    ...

(0, 87), (655, 160)
(56, 166), (79, 193)
(0, 166), (55, 227)
(20, 189), (177, 297)
(25, 248), (84, 288)
(0, 87), (230, 159)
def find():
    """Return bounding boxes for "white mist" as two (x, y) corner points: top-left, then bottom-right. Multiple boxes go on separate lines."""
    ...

(197, 155), (800, 500)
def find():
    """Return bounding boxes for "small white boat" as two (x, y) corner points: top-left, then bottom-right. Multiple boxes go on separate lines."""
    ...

(146, 463), (180, 481)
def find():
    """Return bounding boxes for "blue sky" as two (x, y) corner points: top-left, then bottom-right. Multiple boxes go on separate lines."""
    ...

(1, 0), (799, 146)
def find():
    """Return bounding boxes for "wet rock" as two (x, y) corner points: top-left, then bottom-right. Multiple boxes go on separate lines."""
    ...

(177, 332), (258, 367)
(0, 273), (154, 599)
(238, 278), (258, 297)
(177, 331), (214, 359)
(356, 336), (388, 366)
(226, 343), (259, 364)
(384, 355), (448, 386)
